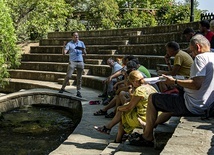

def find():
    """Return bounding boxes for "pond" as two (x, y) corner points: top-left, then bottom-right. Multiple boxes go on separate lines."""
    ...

(0, 104), (77, 155)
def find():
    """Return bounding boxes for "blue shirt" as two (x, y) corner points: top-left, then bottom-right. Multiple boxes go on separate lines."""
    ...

(65, 40), (86, 62)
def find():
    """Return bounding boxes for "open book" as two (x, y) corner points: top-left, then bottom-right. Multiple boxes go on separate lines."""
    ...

(144, 75), (186, 84)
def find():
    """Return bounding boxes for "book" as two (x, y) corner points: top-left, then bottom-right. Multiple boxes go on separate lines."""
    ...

(75, 46), (85, 50)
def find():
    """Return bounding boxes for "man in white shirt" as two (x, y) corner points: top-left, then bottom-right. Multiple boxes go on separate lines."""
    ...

(130, 34), (214, 147)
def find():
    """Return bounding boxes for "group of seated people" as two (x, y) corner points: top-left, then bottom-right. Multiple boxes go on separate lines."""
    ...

(92, 21), (214, 147)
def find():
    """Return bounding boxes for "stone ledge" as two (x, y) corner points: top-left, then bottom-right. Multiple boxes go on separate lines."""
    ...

(161, 117), (214, 155)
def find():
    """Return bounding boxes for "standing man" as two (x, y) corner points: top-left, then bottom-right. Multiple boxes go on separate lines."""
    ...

(59, 32), (86, 98)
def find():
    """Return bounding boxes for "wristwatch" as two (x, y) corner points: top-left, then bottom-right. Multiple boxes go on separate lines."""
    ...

(175, 79), (178, 85)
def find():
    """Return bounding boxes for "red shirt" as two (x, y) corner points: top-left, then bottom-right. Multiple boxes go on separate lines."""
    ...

(205, 31), (214, 42)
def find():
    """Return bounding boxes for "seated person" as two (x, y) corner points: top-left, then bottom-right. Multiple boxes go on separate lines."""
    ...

(199, 20), (214, 50)
(157, 41), (193, 93)
(98, 58), (123, 98)
(210, 20), (214, 51)
(94, 70), (157, 143)
(132, 34), (214, 147)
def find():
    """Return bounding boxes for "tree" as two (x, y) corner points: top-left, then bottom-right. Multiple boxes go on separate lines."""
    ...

(6, 0), (74, 41)
(0, 0), (21, 87)
(87, 0), (119, 29)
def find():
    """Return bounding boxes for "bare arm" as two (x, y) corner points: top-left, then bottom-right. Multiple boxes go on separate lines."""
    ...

(158, 65), (181, 76)
(117, 95), (141, 112)
(62, 41), (68, 55)
(163, 74), (204, 90)
(82, 48), (87, 56)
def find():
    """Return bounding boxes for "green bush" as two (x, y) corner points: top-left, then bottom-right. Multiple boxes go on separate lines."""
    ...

(0, 0), (21, 87)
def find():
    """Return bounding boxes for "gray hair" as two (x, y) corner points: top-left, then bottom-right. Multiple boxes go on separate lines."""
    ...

(190, 34), (210, 47)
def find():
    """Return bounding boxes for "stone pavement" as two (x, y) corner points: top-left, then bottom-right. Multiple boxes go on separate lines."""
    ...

(5, 83), (213, 155)
(48, 85), (214, 155)
(49, 85), (162, 155)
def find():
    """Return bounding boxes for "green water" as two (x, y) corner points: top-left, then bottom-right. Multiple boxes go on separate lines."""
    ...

(0, 104), (77, 155)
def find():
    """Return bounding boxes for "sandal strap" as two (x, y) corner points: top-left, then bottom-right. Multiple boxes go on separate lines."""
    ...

(94, 109), (107, 115)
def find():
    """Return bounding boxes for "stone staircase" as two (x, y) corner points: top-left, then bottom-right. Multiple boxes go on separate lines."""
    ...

(0, 22), (199, 93)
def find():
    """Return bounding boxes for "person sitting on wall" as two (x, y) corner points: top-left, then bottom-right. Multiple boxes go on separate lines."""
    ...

(130, 34), (214, 147)
(157, 41), (193, 93)
(98, 58), (123, 100)
(94, 70), (157, 143)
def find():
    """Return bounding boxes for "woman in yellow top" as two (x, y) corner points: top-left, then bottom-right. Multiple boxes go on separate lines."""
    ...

(94, 70), (157, 143)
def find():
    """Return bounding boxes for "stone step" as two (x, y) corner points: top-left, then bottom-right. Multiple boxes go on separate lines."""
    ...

(111, 40), (129, 45)
(129, 32), (185, 44)
(84, 59), (103, 65)
(30, 45), (119, 54)
(57, 78), (75, 85)
(156, 64), (173, 71)
(19, 61), (111, 77)
(21, 53), (167, 70)
(47, 22), (198, 38)
(87, 43), (188, 55)
(30, 43), (188, 56)
(8, 69), (66, 82)
(96, 49), (117, 55)
(100, 117), (180, 154)
(123, 30), (142, 36)
(161, 117), (214, 155)
(39, 36), (129, 46)
(9, 69), (106, 90)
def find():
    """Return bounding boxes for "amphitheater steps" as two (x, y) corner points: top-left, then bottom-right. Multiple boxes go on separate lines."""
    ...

(19, 61), (112, 77)
(84, 59), (103, 65)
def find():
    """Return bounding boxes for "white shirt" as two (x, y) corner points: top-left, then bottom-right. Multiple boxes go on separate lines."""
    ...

(184, 52), (214, 115)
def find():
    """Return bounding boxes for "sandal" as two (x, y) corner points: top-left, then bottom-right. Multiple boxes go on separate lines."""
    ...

(122, 134), (129, 142)
(89, 100), (101, 105)
(105, 112), (115, 118)
(94, 126), (111, 135)
(94, 109), (107, 116)
(129, 132), (142, 139)
(129, 135), (154, 147)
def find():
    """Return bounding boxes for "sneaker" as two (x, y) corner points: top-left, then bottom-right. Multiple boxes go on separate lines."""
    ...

(59, 88), (64, 93)
(76, 91), (82, 98)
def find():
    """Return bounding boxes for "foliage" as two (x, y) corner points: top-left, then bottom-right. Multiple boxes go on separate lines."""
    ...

(6, 0), (74, 41)
(121, 8), (157, 28)
(0, 0), (21, 87)
(156, 1), (191, 24)
(87, 0), (119, 29)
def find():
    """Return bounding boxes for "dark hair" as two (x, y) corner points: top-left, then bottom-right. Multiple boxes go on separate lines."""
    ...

(71, 32), (78, 36)
(126, 60), (138, 70)
(124, 55), (136, 61)
(200, 20), (210, 29)
(165, 41), (180, 51)
(183, 27), (194, 34)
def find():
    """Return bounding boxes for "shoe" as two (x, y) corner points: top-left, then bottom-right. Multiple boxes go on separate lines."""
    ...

(105, 112), (115, 118)
(59, 88), (64, 93)
(94, 109), (107, 116)
(102, 97), (111, 105)
(89, 100), (101, 105)
(94, 125), (111, 135)
(76, 91), (82, 98)
(128, 135), (154, 147)
(98, 93), (107, 98)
